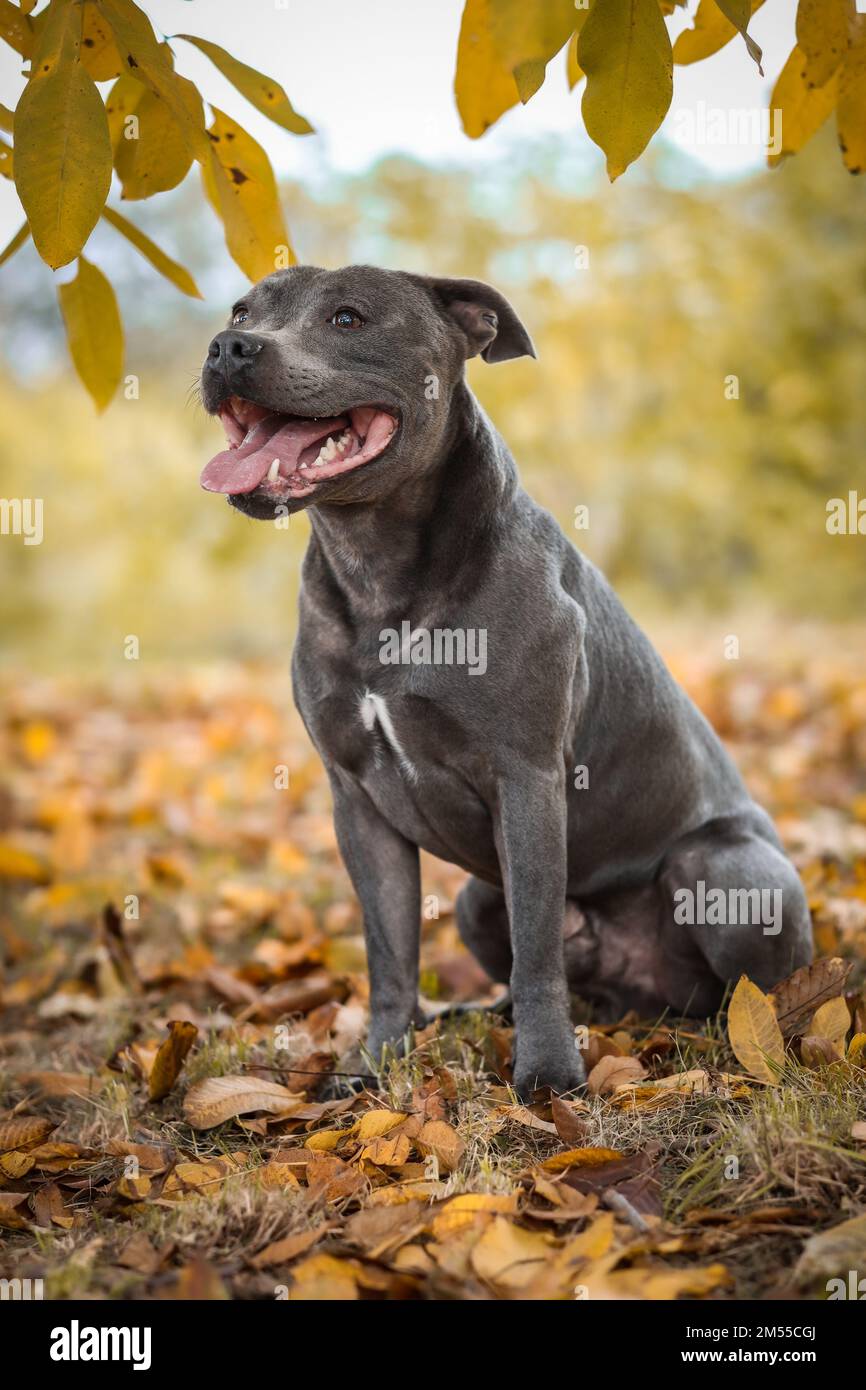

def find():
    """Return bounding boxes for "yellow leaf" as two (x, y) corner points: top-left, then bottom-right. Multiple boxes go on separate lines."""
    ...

(360, 1133), (412, 1167)
(102, 205), (201, 298)
(182, 1073), (304, 1130)
(0, 102), (12, 133)
(0, 134), (12, 180)
(838, 17), (866, 175)
(175, 35), (313, 135)
(80, 1), (124, 81)
(148, 1020), (198, 1101)
(454, 0), (520, 139)
(488, 0), (577, 76)
(673, 0), (764, 66)
(288, 1253), (358, 1300)
(94, 0), (208, 160)
(566, 33), (583, 90)
(430, 1192), (519, 1238)
(714, 0), (763, 71)
(848, 1032), (866, 1065)
(57, 257), (123, 412)
(810, 995), (850, 1057)
(470, 1216), (552, 1290)
(354, 1109), (407, 1141)
(202, 107), (292, 281)
(727, 975), (785, 1083)
(542, 1146), (623, 1172)
(14, 7), (111, 269)
(579, 0), (673, 181)
(795, 0), (848, 89)
(0, 0), (35, 58)
(110, 70), (203, 199)
(768, 47), (838, 167)
(0, 840), (49, 882)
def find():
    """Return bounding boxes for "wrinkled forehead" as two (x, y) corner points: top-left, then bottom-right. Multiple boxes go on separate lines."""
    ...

(235, 265), (431, 328)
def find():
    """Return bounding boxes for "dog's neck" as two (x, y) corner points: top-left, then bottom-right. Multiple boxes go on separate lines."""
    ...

(306, 382), (517, 615)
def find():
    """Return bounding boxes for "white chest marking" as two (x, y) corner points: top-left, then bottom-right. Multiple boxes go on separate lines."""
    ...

(359, 689), (418, 782)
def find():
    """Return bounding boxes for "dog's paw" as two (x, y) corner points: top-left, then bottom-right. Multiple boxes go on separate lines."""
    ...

(512, 1041), (586, 1102)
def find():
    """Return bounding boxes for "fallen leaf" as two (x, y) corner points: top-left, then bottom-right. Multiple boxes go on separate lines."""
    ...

(809, 995), (850, 1057)
(771, 957), (852, 1037)
(183, 1074), (304, 1130)
(727, 975), (785, 1083)
(415, 1119), (465, 1173)
(148, 1020), (198, 1101)
(587, 1053), (646, 1095)
(470, 1216), (553, 1291)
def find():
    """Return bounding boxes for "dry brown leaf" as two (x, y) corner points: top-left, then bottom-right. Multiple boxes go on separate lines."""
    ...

(727, 975), (785, 1083)
(183, 1074), (304, 1130)
(251, 1226), (329, 1268)
(800, 1035), (842, 1068)
(771, 957), (852, 1037)
(415, 1119), (465, 1173)
(551, 1095), (588, 1144)
(0, 1115), (55, 1150)
(587, 1053), (646, 1095)
(796, 1213), (866, 1284)
(148, 1020), (198, 1101)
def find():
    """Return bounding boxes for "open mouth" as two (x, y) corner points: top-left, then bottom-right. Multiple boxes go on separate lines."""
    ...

(200, 398), (399, 501)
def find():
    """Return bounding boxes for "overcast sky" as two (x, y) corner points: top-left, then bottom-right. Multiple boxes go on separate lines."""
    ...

(0, 0), (802, 246)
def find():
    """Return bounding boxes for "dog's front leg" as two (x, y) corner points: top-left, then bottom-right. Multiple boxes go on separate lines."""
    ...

(330, 774), (422, 1061)
(497, 770), (585, 1098)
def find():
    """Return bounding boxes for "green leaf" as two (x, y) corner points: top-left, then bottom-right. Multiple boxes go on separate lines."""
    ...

(580, 0), (673, 181)
(174, 34), (313, 135)
(14, 3), (112, 268)
(95, 0), (208, 160)
(57, 256), (124, 411)
(201, 106), (293, 281)
(0, 221), (30, 267)
(102, 204), (201, 297)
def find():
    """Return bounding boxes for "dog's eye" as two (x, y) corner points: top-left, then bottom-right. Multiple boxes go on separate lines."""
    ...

(330, 307), (364, 330)
(232, 307), (249, 326)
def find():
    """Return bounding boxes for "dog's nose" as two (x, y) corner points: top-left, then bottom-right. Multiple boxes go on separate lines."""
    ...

(207, 330), (265, 364)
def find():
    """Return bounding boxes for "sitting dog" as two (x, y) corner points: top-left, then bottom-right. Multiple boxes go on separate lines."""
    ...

(199, 264), (812, 1097)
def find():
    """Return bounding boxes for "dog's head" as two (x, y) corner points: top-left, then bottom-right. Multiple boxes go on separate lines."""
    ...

(199, 264), (534, 519)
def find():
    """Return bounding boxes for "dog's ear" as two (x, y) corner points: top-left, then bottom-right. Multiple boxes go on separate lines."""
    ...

(414, 276), (536, 364)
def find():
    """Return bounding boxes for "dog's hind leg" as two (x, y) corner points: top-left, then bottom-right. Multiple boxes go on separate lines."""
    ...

(455, 876), (512, 984)
(656, 813), (813, 1013)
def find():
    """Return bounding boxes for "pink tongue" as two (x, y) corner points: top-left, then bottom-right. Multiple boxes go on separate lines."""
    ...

(201, 414), (347, 494)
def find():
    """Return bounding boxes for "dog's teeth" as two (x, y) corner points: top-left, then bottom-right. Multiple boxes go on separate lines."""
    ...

(266, 458), (280, 483)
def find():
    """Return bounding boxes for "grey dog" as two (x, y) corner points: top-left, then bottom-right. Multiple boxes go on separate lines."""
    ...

(200, 264), (812, 1098)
